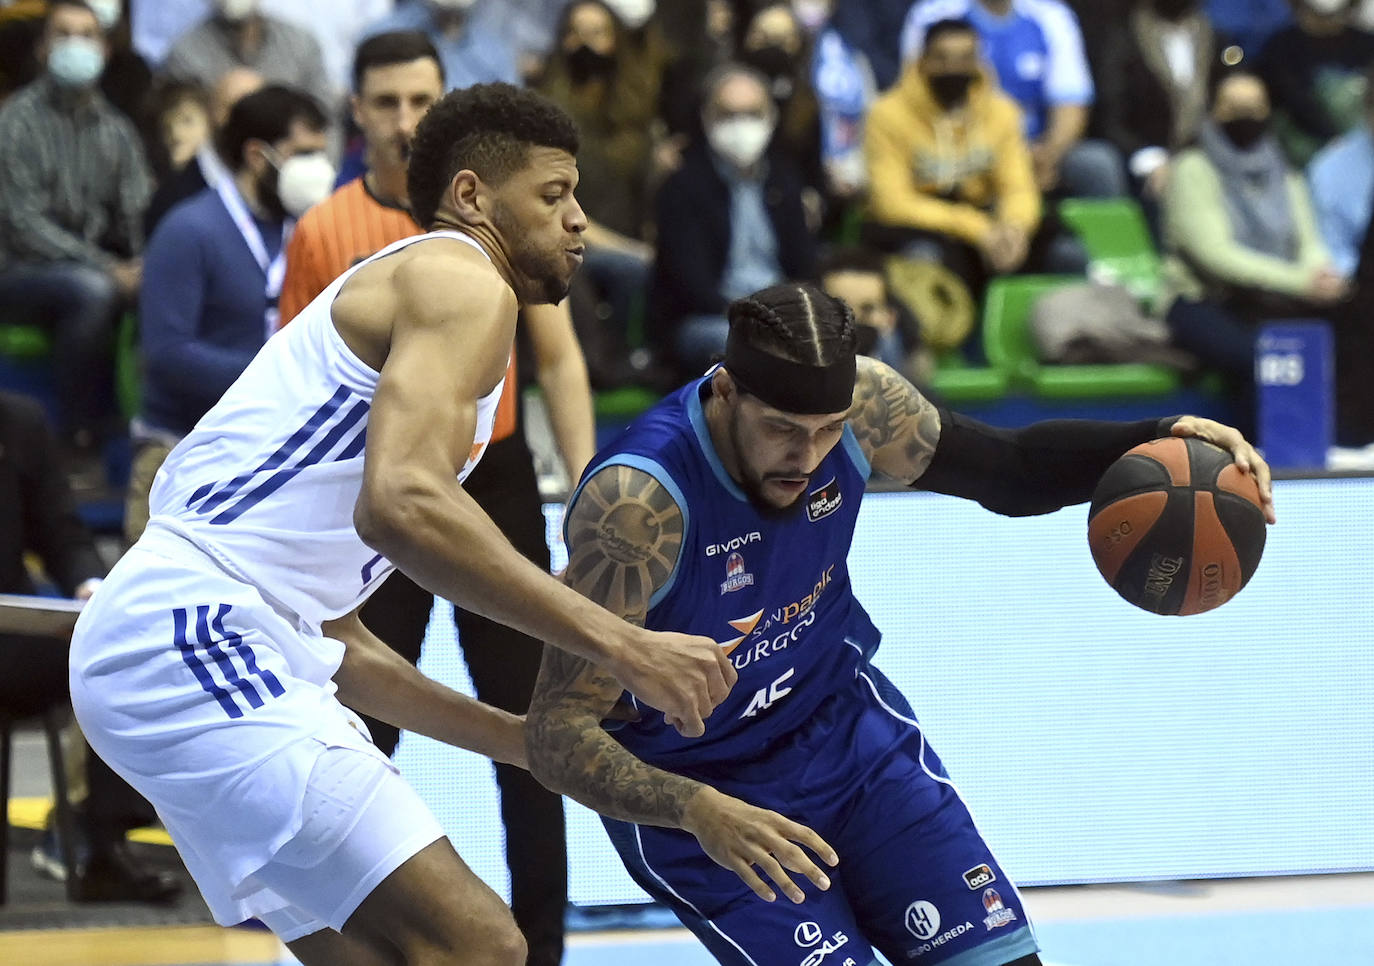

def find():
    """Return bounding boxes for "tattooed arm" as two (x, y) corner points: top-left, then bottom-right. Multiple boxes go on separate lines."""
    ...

(526, 464), (838, 903)
(845, 356), (943, 483)
(846, 356), (1272, 517)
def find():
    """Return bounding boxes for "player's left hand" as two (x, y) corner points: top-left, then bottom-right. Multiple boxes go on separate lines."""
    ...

(1169, 416), (1276, 524)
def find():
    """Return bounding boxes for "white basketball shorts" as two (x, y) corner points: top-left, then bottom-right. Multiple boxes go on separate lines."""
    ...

(69, 524), (444, 935)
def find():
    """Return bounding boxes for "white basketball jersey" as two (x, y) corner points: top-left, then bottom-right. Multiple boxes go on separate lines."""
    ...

(146, 230), (506, 627)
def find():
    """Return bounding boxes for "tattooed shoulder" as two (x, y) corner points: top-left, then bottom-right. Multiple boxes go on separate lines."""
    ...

(564, 464), (684, 619)
(847, 357), (942, 483)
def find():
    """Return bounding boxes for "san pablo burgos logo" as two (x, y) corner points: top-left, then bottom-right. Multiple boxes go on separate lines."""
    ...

(981, 888), (1017, 931)
(720, 551), (754, 594)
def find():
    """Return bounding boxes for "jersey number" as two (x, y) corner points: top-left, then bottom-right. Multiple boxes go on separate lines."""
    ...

(740, 667), (795, 719)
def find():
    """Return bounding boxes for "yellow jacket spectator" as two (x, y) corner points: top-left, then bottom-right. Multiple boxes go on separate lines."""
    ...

(862, 17), (1086, 307)
(866, 37), (1039, 249)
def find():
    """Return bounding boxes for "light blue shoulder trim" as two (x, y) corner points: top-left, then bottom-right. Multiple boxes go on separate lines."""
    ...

(841, 423), (872, 479)
(687, 376), (748, 502)
(565, 455), (691, 611)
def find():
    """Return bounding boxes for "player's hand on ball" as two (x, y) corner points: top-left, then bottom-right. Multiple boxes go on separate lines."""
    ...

(614, 629), (737, 738)
(1169, 416), (1275, 524)
(682, 787), (839, 904)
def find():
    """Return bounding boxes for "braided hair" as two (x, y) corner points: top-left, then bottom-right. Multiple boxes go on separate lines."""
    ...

(726, 283), (857, 367)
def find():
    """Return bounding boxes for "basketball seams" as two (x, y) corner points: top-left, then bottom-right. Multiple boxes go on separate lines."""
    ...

(1089, 436), (1264, 616)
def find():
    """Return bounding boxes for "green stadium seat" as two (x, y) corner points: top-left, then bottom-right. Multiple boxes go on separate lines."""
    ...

(593, 385), (659, 422)
(115, 312), (140, 421)
(982, 274), (1180, 399)
(929, 350), (1009, 403)
(1057, 198), (1163, 307)
(0, 324), (51, 361)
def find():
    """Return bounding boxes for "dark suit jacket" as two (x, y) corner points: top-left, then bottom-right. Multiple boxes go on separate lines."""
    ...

(143, 159), (209, 240)
(0, 392), (103, 596)
(1096, 21), (1227, 165)
(650, 142), (817, 346)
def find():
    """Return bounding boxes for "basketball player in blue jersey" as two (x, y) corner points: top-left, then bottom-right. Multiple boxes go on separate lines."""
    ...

(526, 283), (1274, 966)
(68, 84), (735, 965)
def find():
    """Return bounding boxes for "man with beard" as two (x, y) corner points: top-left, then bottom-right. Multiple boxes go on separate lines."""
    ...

(524, 281), (1275, 966)
(279, 31), (589, 966)
(129, 84), (329, 542)
(69, 83), (735, 964)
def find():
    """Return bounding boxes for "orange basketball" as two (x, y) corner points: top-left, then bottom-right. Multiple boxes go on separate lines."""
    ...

(1088, 437), (1266, 615)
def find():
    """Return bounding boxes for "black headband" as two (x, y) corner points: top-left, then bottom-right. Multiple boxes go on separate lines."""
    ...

(723, 331), (857, 414)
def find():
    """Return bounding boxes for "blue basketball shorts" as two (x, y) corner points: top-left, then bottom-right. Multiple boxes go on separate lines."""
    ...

(604, 667), (1039, 966)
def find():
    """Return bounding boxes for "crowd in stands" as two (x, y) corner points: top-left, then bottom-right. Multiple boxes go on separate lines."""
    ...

(4, 0), (1374, 499)
(0, 0), (1372, 932)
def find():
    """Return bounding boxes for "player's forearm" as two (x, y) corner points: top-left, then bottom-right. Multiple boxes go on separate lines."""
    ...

(355, 480), (631, 669)
(538, 355), (596, 480)
(913, 409), (1180, 515)
(330, 614), (526, 766)
(526, 709), (707, 827)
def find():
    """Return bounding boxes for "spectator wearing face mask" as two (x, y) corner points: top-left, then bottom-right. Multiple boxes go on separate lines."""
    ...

(866, 19), (1058, 295)
(0, 0), (151, 486)
(818, 247), (933, 388)
(537, 0), (659, 385)
(362, 0), (519, 90)
(1257, 0), (1374, 165)
(126, 85), (333, 540)
(737, 3), (823, 196)
(651, 62), (816, 380)
(163, 0), (334, 116)
(901, 0), (1128, 200)
(1162, 68), (1345, 434)
(1096, 0), (1234, 205)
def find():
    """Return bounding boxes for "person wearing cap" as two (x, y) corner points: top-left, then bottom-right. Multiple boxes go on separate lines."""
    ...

(524, 281), (1274, 966)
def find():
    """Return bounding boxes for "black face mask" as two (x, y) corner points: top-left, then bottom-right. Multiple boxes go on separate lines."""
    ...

(927, 72), (975, 108)
(1220, 116), (1268, 150)
(744, 43), (797, 81)
(1151, 0), (1198, 20)
(566, 44), (616, 83)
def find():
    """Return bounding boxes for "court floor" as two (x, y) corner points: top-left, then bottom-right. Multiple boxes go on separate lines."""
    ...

(5, 872), (1372, 966)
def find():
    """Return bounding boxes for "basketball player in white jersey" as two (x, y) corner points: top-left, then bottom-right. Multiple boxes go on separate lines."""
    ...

(68, 83), (736, 964)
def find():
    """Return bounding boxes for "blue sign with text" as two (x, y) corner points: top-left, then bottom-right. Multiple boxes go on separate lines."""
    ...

(1256, 321), (1333, 469)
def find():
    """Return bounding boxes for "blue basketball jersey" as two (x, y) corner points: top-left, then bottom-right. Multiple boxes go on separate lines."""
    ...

(567, 375), (881, 773)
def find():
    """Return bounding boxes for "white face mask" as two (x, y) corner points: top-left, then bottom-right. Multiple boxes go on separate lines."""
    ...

(276, 152), (336, 218)
(707, 116), (774, 169)
(602, 0), (656, 29)
(48, 36), (105, 87)
(87, 0), (121, 30)
(217, 0), (257, 22)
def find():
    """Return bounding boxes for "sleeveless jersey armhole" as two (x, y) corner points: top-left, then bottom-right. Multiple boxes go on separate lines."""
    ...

(841, 423), (873, 479)
(565, 455), (691, 611)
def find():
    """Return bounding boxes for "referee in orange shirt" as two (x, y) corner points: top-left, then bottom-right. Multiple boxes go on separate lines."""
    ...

(279, 32), (594, 966)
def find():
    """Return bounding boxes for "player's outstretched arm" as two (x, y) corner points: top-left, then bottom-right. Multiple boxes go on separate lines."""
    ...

(526, 464), (837, 902)
(350, 246), (731, 734)
(326, 607), (526, 767)
(849, 357), (1274, 520)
